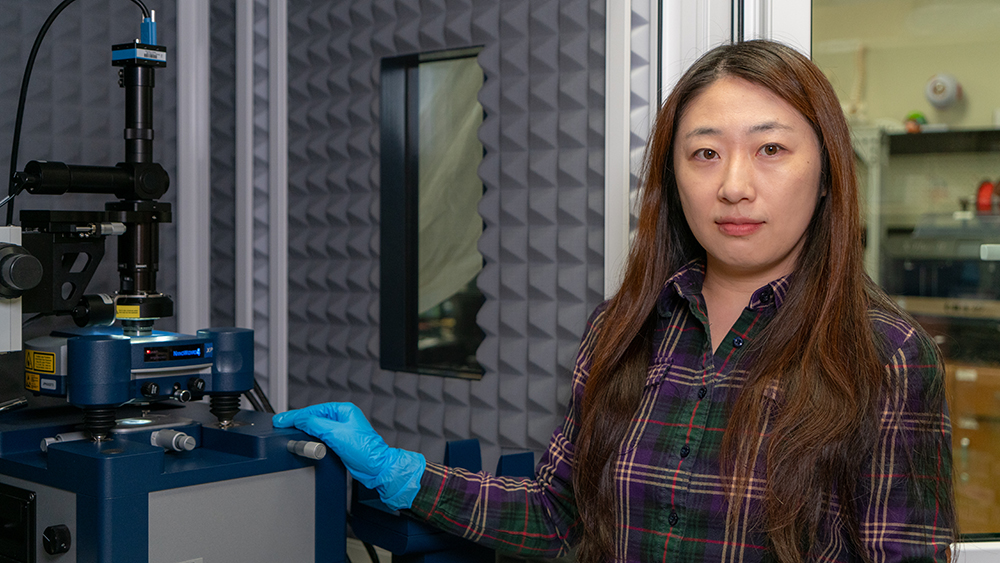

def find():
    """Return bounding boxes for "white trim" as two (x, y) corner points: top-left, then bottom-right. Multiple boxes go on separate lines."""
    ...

(661, 0), (732, 97)
(0, 227), (22, 352)
(647, 1), (659, 113)
(604, 0), (632, 299)
(957, 542), (1000, 563)
(175, 0), (212, 334)
(741, 0), (811, 57)
(235, 1), (255, 329)
(268, 0), (289, 412)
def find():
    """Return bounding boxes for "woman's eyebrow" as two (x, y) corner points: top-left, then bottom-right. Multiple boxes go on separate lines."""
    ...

(747, 121), (793, 134)
(683, 121), (793, 139)
(683, 126), (721, 139)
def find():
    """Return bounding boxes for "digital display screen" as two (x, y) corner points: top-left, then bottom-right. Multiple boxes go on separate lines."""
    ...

(144, 343), (203, 363)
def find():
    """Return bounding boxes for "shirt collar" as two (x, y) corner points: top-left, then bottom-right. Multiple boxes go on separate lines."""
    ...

(661, 259), (790, 312)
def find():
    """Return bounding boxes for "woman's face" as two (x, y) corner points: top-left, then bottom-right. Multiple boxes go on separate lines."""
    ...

(672, 76), (823, 284)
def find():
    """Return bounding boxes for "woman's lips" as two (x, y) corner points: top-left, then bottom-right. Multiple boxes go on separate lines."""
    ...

(716, 219), (762, 236)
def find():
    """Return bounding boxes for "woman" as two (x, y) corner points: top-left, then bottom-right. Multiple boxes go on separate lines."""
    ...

(274, 40), (956, 562)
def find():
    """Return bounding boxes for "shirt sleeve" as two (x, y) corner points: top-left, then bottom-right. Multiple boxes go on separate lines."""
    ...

(406, 304), (608, 557)
(858, 318), (955, 563)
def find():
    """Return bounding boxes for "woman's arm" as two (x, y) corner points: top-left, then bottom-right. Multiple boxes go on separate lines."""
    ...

(858, 315), (956, 562)
(407, 305), (609, 557)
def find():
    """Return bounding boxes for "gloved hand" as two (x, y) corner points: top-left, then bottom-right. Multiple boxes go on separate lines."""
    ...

(273, 402), (425, 510)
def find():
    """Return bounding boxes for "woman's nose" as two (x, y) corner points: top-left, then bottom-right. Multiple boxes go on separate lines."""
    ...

(717, 153), (756, 203)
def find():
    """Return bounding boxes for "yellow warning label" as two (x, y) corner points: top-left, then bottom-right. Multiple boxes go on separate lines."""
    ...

(25, 371), (40, 392)
(117, 305), (141, 319)
(25, 350), (56, 374)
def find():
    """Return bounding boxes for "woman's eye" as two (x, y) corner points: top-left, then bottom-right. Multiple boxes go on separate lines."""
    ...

(760, 144), (781, 156)
(696, 149), (717, 160)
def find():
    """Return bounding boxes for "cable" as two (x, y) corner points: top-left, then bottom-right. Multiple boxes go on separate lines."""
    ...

(347, 514), (382, 563)
(252, 378), (275, 414)
(21, 313), (48, 329)
(6, 0), (78, 226)
(6, 0), (152, 225)
(0, 189), (21, 212)
(129, 0), (150, 19)
(362, 541), (380, 563)
(242, 389), (263, 412)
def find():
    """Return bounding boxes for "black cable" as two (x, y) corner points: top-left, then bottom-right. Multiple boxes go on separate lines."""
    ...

(347, 514), (382, 563)
(252, 378), (275, 414)
(21, 312), (48, 328)
(242, 389), (263, 412)
(5, 0), (152, 225)
(6, 0), (79, 226)
(362, 541), (380, 563)
(129, 0), (150, 18)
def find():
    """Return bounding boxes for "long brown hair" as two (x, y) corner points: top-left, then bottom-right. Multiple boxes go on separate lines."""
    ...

(573, 40), (955, 562)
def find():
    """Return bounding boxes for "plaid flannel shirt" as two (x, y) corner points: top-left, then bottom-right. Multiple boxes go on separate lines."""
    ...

(409, 260), (954, 562)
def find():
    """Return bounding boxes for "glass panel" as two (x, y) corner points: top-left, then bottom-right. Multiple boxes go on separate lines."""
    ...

(415, 56), (485, 374)
(379, 49), (485, 378)
(813, 0), (1000, 536)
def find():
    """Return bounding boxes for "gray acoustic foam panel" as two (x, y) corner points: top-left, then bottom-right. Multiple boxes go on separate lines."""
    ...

(210, 0), (237, 329)
(284, 0), (606, 468)
(0, 0), (178, 322)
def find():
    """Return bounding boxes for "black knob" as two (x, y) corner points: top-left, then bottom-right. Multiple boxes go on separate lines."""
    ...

(172, 388), (192, 403)
(42, 524), (71, 555)
(187, 377), (206, 392)
(0, 243), (42, 298)
(141, 381), (160, 398)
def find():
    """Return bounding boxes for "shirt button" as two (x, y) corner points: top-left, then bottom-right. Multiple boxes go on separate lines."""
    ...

(759, 288), (773, 304)
(680, 445), (690, 458)
(732, 336), (744, 348)
(668, 511), (679, 526)
(697, 387), (707, 399)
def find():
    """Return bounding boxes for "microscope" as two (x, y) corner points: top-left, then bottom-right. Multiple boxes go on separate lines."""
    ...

(0, 6), (345, 562)
(7, 11), (251, 441)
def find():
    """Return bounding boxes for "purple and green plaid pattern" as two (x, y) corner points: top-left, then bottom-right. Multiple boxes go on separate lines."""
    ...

(409, 261), (954, 562)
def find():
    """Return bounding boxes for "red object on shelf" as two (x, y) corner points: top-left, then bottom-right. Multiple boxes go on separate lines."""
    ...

(976, 180), (996, 213)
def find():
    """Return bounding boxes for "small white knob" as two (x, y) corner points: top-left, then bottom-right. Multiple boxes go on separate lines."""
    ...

(287, 440), (326, 460)
(152, 429), (196, 452)
(981, 244), (1000, 261)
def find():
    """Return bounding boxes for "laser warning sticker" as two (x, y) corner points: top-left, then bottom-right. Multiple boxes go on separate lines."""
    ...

(117, 304), (141, 319)
(24, 349), (56, 374)
(25, 371), (39, 392)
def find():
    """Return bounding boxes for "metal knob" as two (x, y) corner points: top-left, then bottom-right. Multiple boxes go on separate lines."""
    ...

(171, 388), (192, 402)
(40, 431), (88, 453)
(151, 429), (196, 452)
(287, 440), (326, 460)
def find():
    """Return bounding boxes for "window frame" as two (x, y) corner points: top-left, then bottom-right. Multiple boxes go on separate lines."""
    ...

(379, 47), (485, 379)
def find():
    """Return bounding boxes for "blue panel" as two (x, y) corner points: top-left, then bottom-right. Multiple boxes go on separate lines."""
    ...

(441, 439), (481, 472)
(315, 453), (347, 562)
(495, 451), (534, 478)
(67, 335), (132, 406)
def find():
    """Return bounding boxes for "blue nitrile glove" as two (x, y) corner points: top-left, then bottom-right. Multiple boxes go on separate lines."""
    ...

(272, 402), (425, 510)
